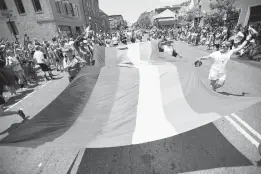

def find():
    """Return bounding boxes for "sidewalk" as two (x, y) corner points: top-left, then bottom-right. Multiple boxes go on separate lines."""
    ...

(3, 68), (63, 110)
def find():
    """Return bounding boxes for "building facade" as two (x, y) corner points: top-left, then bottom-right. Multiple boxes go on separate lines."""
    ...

(188, 0), (261, 27)
(0, 0), (84, 43)
(99, 9), (110, 32)
(235, 0), (261, 26)
(109, 15), (124, 30)
(81, 0), (102, 32)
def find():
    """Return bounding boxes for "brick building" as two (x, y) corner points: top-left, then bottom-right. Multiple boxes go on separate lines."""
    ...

(0, 0), (84, 43)
(80, 0), (102, 32)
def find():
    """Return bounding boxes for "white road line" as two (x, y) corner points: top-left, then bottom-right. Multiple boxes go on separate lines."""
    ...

(231, 113), (261, 141)
(70, 149), (86, 174)
(5, 81), (51, 111)
(225, 116), (260, 148)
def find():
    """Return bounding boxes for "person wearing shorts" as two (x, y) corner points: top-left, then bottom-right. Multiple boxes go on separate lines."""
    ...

(196, 33), (253, 91)
(33, 46), (54, 80)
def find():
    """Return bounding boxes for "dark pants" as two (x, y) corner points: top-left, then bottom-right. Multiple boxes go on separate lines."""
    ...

(69, 76), (75, 82)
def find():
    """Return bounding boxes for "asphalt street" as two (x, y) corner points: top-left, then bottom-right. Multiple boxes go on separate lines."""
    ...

(0, 42), (260, 174)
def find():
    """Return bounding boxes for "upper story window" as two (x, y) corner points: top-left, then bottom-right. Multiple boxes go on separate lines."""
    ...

(6, 21), (19, 35)
(14, 0), (26, 14)
(75, 5), (79, 17)
(63, 2), (68, 15)
(55, 0), (61, 13)
(0, 0), (8, 10)
(69, 3), (74, 16)
(32, 0), (42, 12)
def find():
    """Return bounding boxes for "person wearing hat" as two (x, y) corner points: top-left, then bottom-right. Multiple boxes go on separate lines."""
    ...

(195, 32), (254, 92)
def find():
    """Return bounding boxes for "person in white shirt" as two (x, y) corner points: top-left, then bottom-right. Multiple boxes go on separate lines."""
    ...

(196, 33), (253, 92)
(33, 46), (54, 80)
(158, 38), (182, 58)
(63, 48), (86, 82)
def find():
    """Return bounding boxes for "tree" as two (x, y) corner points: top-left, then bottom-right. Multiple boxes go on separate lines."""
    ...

(204, 0), (239, 28)
(185, 7), (200, 23)
(180, 0), (191, 7)
(136, 12), (152, 29)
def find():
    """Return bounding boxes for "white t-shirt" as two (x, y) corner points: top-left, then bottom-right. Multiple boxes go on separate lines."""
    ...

(33, 50), (45, 64)
(209, 51), (233, 73)
(163, 45), (173, 56)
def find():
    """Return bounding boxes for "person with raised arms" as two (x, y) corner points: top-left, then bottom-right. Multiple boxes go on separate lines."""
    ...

(195, 30), (255, 92)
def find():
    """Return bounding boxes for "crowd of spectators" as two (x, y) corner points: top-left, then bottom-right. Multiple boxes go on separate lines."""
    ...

(148, 23), (261, 61)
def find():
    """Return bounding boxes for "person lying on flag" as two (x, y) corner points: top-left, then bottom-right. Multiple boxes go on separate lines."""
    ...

(63, 48), (86, 82)
(195, 32), (254, 92)
(158, 38), (182, 58)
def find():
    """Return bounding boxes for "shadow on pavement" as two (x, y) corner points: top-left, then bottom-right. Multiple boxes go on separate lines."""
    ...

(0, 118), (29, 136)
(3, 89), (34, 109)
(218, 92), (249, 97)
(76, 124), (253, 174)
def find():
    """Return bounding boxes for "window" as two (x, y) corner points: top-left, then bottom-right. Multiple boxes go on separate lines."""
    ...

(76, 26), (81, 34)
(6, 21), (19, 35)
(69, 3), (74, 16)
(32, 0), (42, 12)
(63, 2), (68, 15)
(75, 5), (79, 17)
(0, 0), (7, 10)
(14, 0), (26, 14)
(55, 0), (61, 13)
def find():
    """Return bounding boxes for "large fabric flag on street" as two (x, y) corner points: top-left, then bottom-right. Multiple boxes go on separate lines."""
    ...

(0, 41), (261, 148)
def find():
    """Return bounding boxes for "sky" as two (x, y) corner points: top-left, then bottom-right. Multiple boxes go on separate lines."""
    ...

(99, 0), (187, 24)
